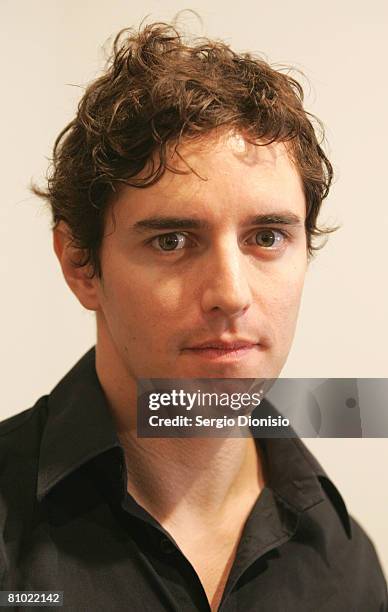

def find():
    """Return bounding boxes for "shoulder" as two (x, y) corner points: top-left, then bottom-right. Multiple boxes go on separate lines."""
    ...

(308, 477), (387, 607)
(340, 515), (388, 607)
(287, 437), (387, 606)
(0, 397), (50, 585)
(0, 396), (47, 435)
(0, 396), (49, 491)
(0, 395), (49, 446)
(347, 515), (387, 585)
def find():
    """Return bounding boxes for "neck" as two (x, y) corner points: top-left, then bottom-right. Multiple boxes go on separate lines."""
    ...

(95, 332), (267, 530)
(117, 433), (266, 529)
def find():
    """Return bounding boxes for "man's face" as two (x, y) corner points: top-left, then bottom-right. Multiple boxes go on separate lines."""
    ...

(93, 131), (308, 381)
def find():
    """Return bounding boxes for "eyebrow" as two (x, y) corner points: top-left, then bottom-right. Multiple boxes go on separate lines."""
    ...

(132, 212), (303, 233)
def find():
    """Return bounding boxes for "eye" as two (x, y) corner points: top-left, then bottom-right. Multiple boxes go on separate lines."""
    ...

(252, 229), (287, 249)
(150, 232), (190, 252)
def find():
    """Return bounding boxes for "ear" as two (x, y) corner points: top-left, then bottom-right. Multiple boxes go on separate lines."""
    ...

(53, 221), (100, 311)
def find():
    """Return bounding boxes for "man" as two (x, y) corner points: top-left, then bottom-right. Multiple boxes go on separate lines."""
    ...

(0, 21), (386, 611)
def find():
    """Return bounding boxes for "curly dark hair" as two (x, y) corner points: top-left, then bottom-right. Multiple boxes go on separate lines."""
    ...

(33, 21), (337, 278)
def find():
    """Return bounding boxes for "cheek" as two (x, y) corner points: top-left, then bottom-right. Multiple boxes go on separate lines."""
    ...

(102, 266), (188, 332)
(262, 266), (305, 336)
(149, 276), (188, 316)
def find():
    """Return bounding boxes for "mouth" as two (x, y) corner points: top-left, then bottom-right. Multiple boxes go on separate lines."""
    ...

(182, 343), (261, 361)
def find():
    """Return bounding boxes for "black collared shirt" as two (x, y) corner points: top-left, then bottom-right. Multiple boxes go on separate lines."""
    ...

(0, 348), (386, 611)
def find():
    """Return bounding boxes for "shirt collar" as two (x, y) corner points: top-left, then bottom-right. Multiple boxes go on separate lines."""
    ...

(259, 436), (352, 538)
(37, 346), (351, 539)
(37, 347), (120, 503)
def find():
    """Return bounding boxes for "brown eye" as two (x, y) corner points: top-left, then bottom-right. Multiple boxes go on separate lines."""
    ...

(152, 233), (187, 251)
(255, 230), (280, 248)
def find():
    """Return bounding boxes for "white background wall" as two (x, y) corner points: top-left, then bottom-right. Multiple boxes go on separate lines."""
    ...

(1, 0), (387, 575)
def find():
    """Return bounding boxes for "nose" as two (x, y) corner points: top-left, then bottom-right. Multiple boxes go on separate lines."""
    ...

(200, 239), (253, 318)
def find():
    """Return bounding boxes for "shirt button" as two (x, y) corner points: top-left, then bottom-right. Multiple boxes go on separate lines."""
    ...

(160, 537), (175, 554)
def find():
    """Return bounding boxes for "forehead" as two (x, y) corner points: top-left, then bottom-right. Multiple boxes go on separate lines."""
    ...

(112, 131), (305, 225)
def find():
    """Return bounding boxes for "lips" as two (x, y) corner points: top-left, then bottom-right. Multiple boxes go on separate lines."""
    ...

(187, 340), (258, 350)
(182, 343), (259, 363)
